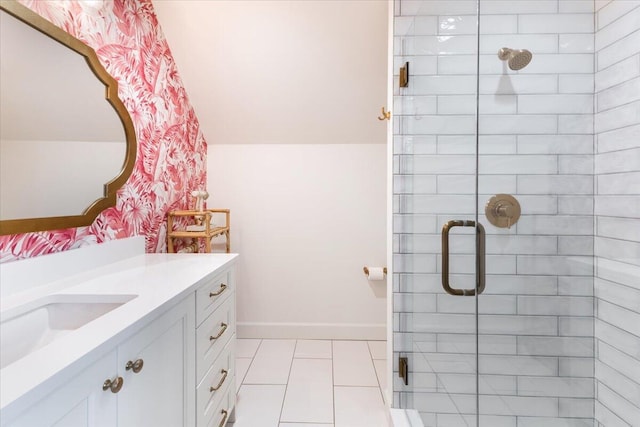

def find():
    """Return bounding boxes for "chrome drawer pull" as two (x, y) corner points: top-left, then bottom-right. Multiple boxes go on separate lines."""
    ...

(209, 323), (228, 341)
(209, 284), (227, 298)
(218, 409), (229, 427)
(209, 369), (228, 392)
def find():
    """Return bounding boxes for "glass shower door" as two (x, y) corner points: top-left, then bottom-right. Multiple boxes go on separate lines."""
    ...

(393, 1), (596, 426)
(393, 0), (482, 424)
(475, 1), (595, 425)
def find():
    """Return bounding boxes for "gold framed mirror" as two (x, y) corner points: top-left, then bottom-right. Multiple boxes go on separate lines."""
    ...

(0, 1), (136, 235)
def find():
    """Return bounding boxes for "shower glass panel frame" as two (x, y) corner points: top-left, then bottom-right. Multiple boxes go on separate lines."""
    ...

(392, 0), (597, 425)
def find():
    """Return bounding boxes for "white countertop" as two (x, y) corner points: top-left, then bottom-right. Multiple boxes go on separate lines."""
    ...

(0, 250), (238, 420)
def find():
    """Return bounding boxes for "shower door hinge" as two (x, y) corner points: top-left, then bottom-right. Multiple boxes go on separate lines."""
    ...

(399, 356), (409, 386)
(399, 61), (409, 88)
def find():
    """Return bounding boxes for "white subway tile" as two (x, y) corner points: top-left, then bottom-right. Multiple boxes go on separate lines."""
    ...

(394, 253), (437, 273)
(560, 357), (595, 377)
(394, 95), (438, 116)
(479, 355), (559, 376)
(519, 94), (594, 114)
(559, 114), (594, 134)
(479, 315), (559, 335)
(596, 54), (640, 92)
(597, 28), (640, 70)
(596, 148), (640, 176)
(520, 14), (594, 34)
(559, 398), (596, 418)
(526, 54), (595, 74)
(560, 34), (595, 53)
(559, 276), (594, 296)
(560, 0), (596, 13)
(480, 113), (559, 133)
(518, 296), (594, 316)
(480, 34), (559, 54)
(437, 294), (517, 314)
(518, 377), (594, 398)
(597, 123), (640, 152)
(559, 195), (594, 214)
(560, 74), (596, 93)
(480, 1), (559, 15)
(394, 175), (438, 194)
(480, 14), (519, 34)
(597, 77), (640, 112)
(517, 255), (594, 276)
(437, 54), (477, 75)
(403, 115), (477, 134)
(437, 174), (516, 194)
(598, 299), (640, 337)
(595, 195), (640, 218)
(480, 75), (559, 95)
(486, 235), (558, 255)
(597, 0), (640, 29)
(517, 216), (593, 235)
(438, 15), (476, 35)
(597, 237), (639, 266)
(401, 154), (476, 174)
(482, 275), (558, 295)
(400, 1), (478, 16)
(598, 216), (640, 242)
(559, 236), (595, 255)
(404, 35), (477, 55)
(479, 394), (559, 416)
(393, 214), (438, 234)
(596, 361), (640, 414)
(394, 293), (437, 313)
(559, 155), (595, 174)
(436, 135), (476, 154)
(597, 383), (640, 425)
(559, 317), (595, 337)
(598, 341), (640, 384)
(479, 154), (558, 174)
(518, 336), (594, 357)
(515, 196), (559, 214)
(597, 171), (640, 195)
(518, 416), (594, 427)
(596, 257), (640, 290)
(595, 319), (640, 361)
(395, 56), (438, 75)
(595, 401), (630, 426)
(518, 135), (593, 154)
(478, 136), (519, 154)
(517, 175), (594, 195)
(410, 75), (477, 95)
(439, 333), (517, 354)
(395, 136), (438, 154)
(596, 5), (640, 50)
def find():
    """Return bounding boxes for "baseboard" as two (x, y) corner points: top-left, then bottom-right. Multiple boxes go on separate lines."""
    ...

(237, 321), (386, 340)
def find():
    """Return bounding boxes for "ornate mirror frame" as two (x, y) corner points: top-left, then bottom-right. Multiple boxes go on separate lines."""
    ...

(0, 1), (137, 235)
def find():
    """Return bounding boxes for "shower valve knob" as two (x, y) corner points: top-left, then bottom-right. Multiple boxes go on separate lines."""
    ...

(486, 194), (521, 229)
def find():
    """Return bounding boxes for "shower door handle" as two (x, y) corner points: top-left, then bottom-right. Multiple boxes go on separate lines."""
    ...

(441, 220), (486, 296)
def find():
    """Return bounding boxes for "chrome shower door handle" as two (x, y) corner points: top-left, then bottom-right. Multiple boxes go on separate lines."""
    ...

(441, 220), (486, 296)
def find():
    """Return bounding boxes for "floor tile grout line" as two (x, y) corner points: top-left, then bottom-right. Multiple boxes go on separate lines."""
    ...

(278, 339), (298, 424)
(238, 339), (262, 393)
(366, 341), (387, 405)
(331, 340), (336, 427)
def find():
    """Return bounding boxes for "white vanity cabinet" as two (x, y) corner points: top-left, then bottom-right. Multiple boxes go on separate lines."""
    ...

(1, 249), (237, 427)
(5, 295), (195, 427)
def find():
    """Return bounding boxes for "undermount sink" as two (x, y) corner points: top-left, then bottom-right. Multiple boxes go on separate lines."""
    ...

(0, 294), (137, 369)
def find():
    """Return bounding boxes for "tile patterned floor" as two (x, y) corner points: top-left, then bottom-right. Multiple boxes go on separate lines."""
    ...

(229, 339), (390, 427)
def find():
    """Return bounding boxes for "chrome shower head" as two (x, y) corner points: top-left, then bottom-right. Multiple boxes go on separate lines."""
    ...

(498, 47), (533, 71)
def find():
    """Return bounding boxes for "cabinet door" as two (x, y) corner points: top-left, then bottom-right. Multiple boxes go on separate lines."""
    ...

(116, 295), (195, 427)
(6, 351), (117, 427)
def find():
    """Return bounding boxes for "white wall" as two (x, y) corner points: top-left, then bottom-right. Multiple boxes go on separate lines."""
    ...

(209, 144), (387, 339)
(154, 1), (388, 339)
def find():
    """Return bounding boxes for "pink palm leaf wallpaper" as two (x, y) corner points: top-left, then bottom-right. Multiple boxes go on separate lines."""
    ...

(0, 0), (206, 261)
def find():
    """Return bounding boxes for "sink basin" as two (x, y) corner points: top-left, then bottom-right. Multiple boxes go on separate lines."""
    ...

(0, 294), (137, 369)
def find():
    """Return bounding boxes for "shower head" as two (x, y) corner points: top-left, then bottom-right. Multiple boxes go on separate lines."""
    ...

(498, 47), (533, 70)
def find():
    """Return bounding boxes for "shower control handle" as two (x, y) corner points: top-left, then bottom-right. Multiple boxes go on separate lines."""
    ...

(441, 220), (486, 296)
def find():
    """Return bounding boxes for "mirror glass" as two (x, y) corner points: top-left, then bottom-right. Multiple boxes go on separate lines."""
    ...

(0, 5), (134, 232)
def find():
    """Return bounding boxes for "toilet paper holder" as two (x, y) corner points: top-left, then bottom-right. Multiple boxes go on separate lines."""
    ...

(363, 266), (387, 276)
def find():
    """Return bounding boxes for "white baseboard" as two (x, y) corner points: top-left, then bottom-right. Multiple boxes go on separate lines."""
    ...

(237, 321), (386, 340)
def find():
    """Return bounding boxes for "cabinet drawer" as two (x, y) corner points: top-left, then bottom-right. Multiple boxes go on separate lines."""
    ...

(196, 269), (234, 326)
(201, 382), (234, 427)
(197, 339), (235, 427)
(196, 295), (235, 381)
